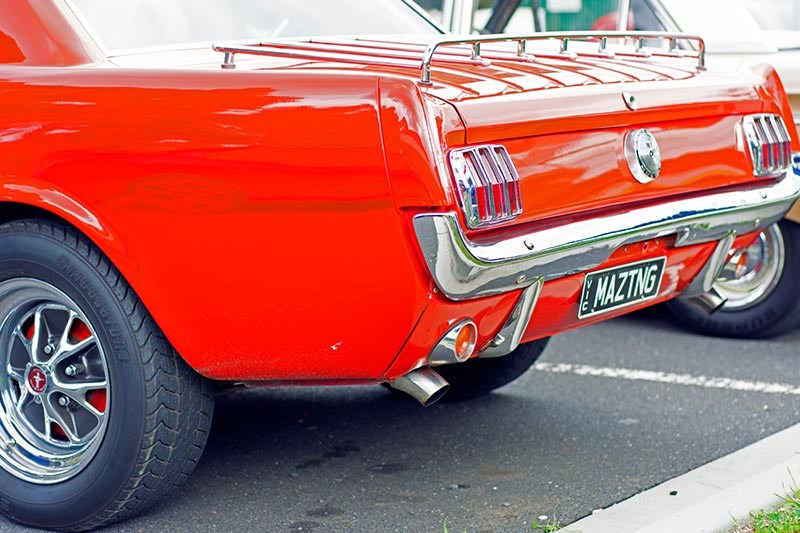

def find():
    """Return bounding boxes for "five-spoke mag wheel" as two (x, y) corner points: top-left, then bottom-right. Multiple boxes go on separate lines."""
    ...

(0, 281), (110, 483)
(713, 223), (784, 312)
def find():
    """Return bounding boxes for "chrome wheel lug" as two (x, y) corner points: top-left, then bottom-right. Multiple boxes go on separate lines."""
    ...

(33, 396), (41, 404)
(65, 363), (84, 377)
(43, 344), (56, 355)
(58, 396), (70, 408)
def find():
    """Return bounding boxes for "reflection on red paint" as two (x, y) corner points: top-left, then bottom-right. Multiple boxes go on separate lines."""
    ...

(0, 31), (24, 63)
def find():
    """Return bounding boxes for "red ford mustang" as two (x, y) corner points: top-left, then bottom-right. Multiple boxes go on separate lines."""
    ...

(0, 0), (797, 529)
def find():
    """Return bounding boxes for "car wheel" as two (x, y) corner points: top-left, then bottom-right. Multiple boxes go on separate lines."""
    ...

(435, 337), (550, 401)
(0, 219), (213, 531)
(666, 219), (800, 338)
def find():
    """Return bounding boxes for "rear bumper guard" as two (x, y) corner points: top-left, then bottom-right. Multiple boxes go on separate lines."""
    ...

(414, 171), (799, 358)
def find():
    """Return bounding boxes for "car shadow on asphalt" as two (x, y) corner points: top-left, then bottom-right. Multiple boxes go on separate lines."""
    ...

(115, 312), (800, 532)
(132, 386), (571, 531)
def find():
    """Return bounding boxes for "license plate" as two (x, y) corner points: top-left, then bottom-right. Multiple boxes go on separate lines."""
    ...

(578, 257), (666, 319)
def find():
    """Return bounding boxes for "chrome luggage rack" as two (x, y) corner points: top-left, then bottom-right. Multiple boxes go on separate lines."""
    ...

(418, 31), (705, 84)
(213, 31), (705, 84)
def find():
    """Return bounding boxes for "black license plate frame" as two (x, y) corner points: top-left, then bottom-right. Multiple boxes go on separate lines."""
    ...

(578, 256), (666, 319)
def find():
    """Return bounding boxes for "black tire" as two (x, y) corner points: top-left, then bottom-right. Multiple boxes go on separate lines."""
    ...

(0, 219), (213, 531)
(436, 337), (550, 401)
(666, 219), (800, 338)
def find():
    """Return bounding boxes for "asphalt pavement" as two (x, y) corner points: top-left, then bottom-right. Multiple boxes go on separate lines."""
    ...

(2, 306), (799, 533)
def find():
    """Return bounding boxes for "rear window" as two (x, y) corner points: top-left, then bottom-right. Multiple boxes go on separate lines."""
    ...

(68, 0), (442, 53)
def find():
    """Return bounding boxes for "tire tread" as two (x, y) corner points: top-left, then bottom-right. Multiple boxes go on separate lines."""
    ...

(667, 220), (800, 339)
(0, 219), (213, 532)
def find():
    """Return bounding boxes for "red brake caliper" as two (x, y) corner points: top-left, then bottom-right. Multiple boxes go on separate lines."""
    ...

(24, 320), (68, 438)
(69, 319), (107, 414)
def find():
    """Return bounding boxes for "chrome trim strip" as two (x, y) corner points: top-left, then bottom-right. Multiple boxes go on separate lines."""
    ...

(616, 0), (632, 32)
(398, 0), (450, 34)
(441, 0), (478, 35)
(61, 0), (112, 58)
(413, 172), (800, 301)
(479, 278), (543, 358)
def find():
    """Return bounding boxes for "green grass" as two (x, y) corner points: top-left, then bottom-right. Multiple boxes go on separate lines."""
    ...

(751, 489), (800, 533)
(732, 487), (800, 533)
(442, 513), (562, 533)
(442, 517), (465, 533)
(532, 514), (562, 532)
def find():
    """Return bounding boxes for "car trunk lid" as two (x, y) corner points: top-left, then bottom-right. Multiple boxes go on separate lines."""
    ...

(124, 37), (784, 230)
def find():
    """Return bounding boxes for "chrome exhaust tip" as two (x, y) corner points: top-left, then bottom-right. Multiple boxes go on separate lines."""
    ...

(678, 286), (728, 315)
(388, 367), (450, 407)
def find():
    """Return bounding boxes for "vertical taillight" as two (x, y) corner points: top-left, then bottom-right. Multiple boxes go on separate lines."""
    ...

(743, 114), (793, 177)
(449, 145), (523, 229)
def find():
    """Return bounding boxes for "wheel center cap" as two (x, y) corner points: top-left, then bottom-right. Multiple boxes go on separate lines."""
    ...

(27, 366), (47, 394)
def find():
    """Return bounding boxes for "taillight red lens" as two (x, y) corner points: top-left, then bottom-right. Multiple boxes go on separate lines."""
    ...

(743, 114), (793, 177)
(449, 145), (523, 229)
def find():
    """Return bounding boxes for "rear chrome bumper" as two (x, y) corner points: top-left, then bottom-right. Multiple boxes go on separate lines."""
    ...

(414, 171), (800, 302)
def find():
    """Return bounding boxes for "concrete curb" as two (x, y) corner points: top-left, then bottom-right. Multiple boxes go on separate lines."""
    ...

(557, 422), (800, 533)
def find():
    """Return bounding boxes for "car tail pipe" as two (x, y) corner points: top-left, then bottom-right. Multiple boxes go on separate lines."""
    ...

(679, 286), (727, 315)
(389, 367), (449, 407)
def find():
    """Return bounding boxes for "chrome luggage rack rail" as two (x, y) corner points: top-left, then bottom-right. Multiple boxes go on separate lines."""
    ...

(418, 31), (705, 83)
(213, 31), (704, 84)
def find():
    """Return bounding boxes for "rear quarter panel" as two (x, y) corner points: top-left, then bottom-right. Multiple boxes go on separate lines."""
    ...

(0, 67), (430, 380)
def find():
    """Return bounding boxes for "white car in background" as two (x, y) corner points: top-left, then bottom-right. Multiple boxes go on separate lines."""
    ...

(434, 0), (800, 339)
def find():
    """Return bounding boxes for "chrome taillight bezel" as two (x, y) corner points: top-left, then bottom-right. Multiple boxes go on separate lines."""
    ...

(449, 145), (523, 229)
(742, 114), (793, 177)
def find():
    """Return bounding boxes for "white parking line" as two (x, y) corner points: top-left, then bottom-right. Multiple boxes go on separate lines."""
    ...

(534, 362), (800, 395)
